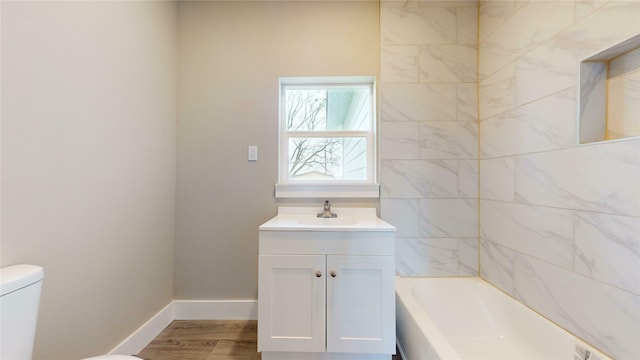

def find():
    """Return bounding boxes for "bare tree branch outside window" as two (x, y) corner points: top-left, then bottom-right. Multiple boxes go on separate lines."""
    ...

(286, 90), (342, 179)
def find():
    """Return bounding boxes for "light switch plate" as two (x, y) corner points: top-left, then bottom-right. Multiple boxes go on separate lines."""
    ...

(248, 146), (258, 161)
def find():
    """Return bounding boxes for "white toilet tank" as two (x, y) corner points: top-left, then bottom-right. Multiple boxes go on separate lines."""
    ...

(0, 265), (44, 360)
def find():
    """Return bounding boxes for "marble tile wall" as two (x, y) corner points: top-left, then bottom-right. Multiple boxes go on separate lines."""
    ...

(478, 1), (640, 359)
(379, 0), (478, 277)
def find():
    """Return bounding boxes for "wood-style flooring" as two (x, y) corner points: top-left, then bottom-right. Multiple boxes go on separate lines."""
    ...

(136, 320), (403, 360)
(137, 321), (260, 360)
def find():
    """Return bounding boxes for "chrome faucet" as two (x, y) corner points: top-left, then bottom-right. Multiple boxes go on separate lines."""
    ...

(317, 200), (337, 218)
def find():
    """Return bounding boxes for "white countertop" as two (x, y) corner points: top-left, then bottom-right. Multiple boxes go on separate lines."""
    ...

(259, 207), (396, 232)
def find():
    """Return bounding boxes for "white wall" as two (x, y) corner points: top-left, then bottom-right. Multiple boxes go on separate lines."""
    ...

(478, 1), (640, 358)
(1, 2), (177, 358)
(175, 0), (380, 300)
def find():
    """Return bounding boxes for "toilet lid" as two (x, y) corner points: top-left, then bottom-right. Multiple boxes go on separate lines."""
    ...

(81, 356), (141, 360)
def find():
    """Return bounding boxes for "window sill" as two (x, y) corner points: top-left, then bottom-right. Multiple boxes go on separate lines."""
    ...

(275, 183), (380, 199)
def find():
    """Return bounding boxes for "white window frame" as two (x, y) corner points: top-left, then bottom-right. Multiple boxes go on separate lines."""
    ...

(275, 76), (379, 199)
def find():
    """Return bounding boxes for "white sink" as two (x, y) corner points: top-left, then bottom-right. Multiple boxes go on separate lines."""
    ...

(259, 207), (396, 232)
(297, 217), (357, 226)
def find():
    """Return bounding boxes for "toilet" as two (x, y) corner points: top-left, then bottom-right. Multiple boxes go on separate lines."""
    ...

(0, 264), (140, 360)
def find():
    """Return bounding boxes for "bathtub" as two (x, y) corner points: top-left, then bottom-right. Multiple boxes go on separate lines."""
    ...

(395, 277), (611, 360)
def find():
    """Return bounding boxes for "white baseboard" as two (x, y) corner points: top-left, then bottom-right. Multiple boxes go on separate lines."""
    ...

(109, 301), (175, 356)
(108, 299), (258, 356)
(174, 300), (258, 320)
(396, 337), (409, 360)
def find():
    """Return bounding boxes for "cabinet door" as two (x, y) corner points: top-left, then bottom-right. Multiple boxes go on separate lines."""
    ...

(326, 255), (395, 354)
(258, 255), (326, 353)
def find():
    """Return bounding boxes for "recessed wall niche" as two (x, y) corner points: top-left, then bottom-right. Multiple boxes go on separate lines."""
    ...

(579, 33), (640, 144)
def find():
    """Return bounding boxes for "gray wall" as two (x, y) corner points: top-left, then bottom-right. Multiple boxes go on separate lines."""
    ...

(1, 2), (177, 358)
(175, 1), (380, 299)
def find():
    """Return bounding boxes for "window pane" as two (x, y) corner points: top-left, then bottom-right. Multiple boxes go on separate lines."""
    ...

(285, 89), (327, 131)
(288, 137), (367, 181)
(285, 87), (370, 132)
(327, 88), (371, 131)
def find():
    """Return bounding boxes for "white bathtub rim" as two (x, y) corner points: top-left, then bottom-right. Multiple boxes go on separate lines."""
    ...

(395, 276), (613, 360)
(396, 277), (461, 360)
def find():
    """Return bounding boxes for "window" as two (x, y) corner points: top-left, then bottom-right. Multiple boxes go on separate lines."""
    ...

(276, 76), (379, 198)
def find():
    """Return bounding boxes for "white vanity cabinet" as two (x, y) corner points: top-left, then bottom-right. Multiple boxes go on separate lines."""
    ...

(259, 254), (327, 353)
(258, 208), (396, 360)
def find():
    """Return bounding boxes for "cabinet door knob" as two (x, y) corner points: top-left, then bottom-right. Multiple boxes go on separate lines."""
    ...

(315, 271), (322, 278)
(330, 271), (337, 278)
